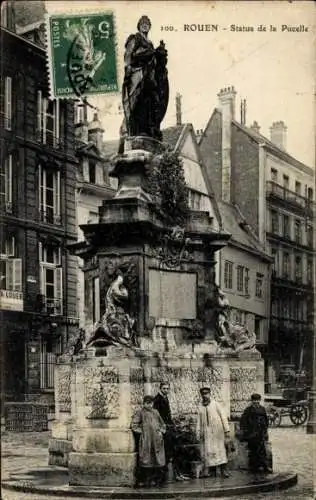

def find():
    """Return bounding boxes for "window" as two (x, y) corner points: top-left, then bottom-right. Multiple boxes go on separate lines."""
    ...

(255, 273), (264, 298)
(235, 309), (242, 324)
(294, 219), (301, 244)
(295, 256), (302, 282)
(0, 155), (12, 213)
(37, 91), (60, 147)
(38, 165), (61, 224)
(271, 248), (278, 276)
(282, 214), (290, 238)
(295, 181), (301, 196)
(283, 252), (290, 278)
(244, 268), (250, 295)
(188, 190), (202, 211)
(4, 76), (12, 130)
(283, 174), (289, 190)
(39, 242), (63, 315)
(271, 210), (279, 233)
(307, 187), (313, 201)
(0, 236), (22, 293)
(88, 161), (96, 183)
(271, 168), (278, 182)
(307, 259), (313, 284)
(295, 181), (301, 195)
(306, 225), (313, 247)
(40, 336), (61, 390)
(224, 261), (233, 289)
(74, 101), (85, 125)
(236, 265), (248, 293)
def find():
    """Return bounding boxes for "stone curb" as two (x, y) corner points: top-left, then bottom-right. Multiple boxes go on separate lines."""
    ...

(1, 472), (297, 498)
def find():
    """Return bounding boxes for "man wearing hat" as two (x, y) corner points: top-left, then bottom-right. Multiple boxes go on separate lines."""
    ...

(196, 387), (231, 478)
(239, 393), (271, 474)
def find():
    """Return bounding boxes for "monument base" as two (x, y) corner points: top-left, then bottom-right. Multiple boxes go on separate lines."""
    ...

(69, 452), (136, 487)
(48, 438), (73, 467)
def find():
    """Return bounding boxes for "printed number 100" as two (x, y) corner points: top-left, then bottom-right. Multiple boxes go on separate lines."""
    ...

(161, 26), (174, 31)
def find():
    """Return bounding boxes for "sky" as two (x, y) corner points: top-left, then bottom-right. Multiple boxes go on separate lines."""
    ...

(45, 0), (315, 167)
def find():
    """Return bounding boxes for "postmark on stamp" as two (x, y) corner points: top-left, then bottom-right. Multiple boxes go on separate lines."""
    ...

(46, 12), (119, 99)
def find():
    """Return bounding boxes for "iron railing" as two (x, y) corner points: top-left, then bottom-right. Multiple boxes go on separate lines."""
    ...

(266, 181), (315, 214)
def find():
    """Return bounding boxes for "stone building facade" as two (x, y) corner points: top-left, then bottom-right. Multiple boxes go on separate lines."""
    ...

(199, 86), (315, 388)
(74, 106), (116, 330)
(0, 21), (78, 406)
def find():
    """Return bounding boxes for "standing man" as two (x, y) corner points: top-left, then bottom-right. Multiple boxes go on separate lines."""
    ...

(239, 393), (271, 474)
(153, 382), (189, 482)
(196, 387), (231, 478)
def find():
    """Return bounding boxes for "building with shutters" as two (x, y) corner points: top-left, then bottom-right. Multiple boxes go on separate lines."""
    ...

(0, 17), (79, 408)
(74, 104), (116, 330)
(199, 86), (315, 390)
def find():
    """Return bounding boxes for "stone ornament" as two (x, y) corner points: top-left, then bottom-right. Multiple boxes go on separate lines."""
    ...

(56, 366), (71, 412)
(230, 366), (257, 415)
(150, 226), (194, 269)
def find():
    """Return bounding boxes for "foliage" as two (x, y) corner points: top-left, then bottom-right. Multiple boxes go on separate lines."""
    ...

(147, 151), (189, 225)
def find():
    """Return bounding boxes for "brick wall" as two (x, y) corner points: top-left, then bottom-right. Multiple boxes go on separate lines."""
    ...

(231, 124), (260, 234)
(199, 110), (223, 198)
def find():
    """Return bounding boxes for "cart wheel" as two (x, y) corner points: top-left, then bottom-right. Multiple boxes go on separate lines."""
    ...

(268, 409), (281, 428)
(290, 404), (308, 426)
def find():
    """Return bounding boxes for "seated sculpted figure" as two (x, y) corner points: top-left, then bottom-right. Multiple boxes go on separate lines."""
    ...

(86, 269), (136, 349)
(215, 287), (256, 352)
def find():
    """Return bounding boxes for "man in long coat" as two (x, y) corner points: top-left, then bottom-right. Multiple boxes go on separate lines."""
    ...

(239, 393), (271, 474)
(131, 395), (166, 486)
(196, 387), (231, 478)
(153, 382), (189, 482)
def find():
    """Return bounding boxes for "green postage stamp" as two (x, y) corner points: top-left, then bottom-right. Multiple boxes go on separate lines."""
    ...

(46, 12), (119, 99)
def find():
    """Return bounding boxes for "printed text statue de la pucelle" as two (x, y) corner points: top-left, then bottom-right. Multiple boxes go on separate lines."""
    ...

(120, 15), (169, 147)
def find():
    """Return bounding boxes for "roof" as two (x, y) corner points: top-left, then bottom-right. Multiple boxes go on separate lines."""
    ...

(233, 119), (314, 175)
(162, 124), (186, 150)
(217, 200), (271, 260)
(202, 108), (314, 175)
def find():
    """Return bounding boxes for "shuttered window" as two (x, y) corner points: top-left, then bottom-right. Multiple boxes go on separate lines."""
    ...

(4, 76), (12, 130)
(0, 154), (12, 212)
(39, 242), (63, 315)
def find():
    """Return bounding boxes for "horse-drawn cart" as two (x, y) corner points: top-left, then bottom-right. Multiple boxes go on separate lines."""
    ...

(265, 387), (309, 427)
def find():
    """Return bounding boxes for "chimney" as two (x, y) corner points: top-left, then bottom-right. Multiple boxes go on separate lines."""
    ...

(74, 101), (89, 142)
(270, 121), (287, 150)
(176, 92), (182, 126)
(217, 86), (237, 203)
(240, 98), (247, 125)
(196, 129), (203, 143)
(1, 1), (16, 31)
(250, 120), (261, 134)
(88, 112), (104, 151)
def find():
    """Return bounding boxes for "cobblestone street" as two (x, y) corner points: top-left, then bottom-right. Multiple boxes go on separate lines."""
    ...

(1, 420), (315, 500)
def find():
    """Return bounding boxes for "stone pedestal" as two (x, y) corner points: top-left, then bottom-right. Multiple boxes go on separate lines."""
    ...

(61, 346), (264, 486)
(63, 134), (266, 486)
(48, 362), (73, 466)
